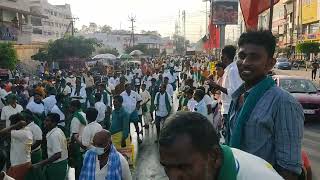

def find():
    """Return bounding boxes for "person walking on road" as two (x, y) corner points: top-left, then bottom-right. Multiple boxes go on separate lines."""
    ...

(159, 112), (284, 180)
(311, 60), (319, 80)
(154, 84), (172, 143)
(224, 30), (304, 180)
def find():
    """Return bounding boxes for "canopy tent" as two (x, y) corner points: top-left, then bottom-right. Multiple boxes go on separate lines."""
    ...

(129, 50), (144, 56)
(92, 53), (117, 60)
(118, 54), (133, 60)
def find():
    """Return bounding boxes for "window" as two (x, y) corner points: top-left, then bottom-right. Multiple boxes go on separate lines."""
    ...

(33, 28), (42, 34)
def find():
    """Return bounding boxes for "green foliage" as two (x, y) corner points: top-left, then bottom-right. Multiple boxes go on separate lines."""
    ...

(124, 44), (147, 54)
(47, 36), (101, 61)
(145, 48), (160, 56)
(31, 48), (50, 61)
(0, 43), (18, 70)
(99, 25), (112, 33)
(97, 47), (119, 56)
(296, 42), (320, 56)
(160, 49), (167, 57)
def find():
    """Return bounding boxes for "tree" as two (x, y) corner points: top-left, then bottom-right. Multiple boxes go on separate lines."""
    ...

(99, 25), (112, 34)
(97, 47), (119, 56)
(31, 48), (50, 62)
(296, 42), (320, 59)
(0, 43), (18, 70)
(47, 36), (101, 61)
(124, 44), (147, 54)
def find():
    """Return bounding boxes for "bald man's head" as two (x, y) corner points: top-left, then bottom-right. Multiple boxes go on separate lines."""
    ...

(93, 130), (112, 149)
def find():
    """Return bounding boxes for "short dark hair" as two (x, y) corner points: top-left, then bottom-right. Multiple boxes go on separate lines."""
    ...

(47, 113), (60, 124)
(159, 112), (219, 155)
(113, 95), (123, 104)
(194, 89), (205, 99)
(95, 93), (102, 102)
(238, 30), (276, 58)
(9, 113), (25, 125)
(70, 100), (81, 109)
(86, 108), (98, 122)
(221, 45), (236, 61)
(215, 62), (226, 69)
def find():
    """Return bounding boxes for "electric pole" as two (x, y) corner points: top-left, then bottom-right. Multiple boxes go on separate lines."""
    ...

(66, 17), (79, 36)
(129, 15), (136, 47)
(182, 10), (186, 40)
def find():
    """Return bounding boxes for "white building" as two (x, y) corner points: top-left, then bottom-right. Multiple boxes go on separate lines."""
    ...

(81, 32), (163, 53)
(0, 0), (42, 43)
(29, 0), (72, 43)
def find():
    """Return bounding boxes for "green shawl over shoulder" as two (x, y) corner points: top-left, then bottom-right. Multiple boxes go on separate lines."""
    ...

(218, 145), (237, 180)
(229, 76), (275, 148)
(72, 110), (87, 125)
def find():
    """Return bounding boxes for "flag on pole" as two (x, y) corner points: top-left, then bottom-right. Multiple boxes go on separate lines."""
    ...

(240, 0), (280, 30)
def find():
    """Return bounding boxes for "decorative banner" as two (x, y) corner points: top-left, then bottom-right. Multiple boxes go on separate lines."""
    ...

(212, 0), (238, 25)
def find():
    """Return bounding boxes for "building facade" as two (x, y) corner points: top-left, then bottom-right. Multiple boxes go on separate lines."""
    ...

(81, 32), (164, 54)
(29, 0), (72, 43)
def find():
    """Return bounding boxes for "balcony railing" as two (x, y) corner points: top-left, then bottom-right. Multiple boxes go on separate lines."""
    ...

(0, 22), (18, 41)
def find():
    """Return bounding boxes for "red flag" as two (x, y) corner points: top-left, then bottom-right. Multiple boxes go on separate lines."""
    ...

(204, 23), (220, 50)
(240, 0), (280, 30)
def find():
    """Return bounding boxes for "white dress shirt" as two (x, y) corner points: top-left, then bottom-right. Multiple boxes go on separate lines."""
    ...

(81, 121), (102, 149)
(26, 101), (45, 115)
(95, 152), (132, 180)
(71, 85), (87, 103)
(46, 127), (68, 163)
(43, 95), (57, 115)
(50, 105), (65, 126)
(94, 102), (106, 122)
(27, 122), (42, 152)
(10, 127), (33, 166)
(1, 104), (23, 128)
(220, 61), (243, 114)
(120, 91), (142, 114)
(166, 84), (174, 97)
(154, 92), (172, 117)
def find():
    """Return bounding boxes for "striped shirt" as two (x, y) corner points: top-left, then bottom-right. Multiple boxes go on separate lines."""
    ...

(228, 85), (304, 174)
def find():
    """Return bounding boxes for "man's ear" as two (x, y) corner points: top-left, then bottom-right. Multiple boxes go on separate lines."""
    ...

(267, 57), (276, 71)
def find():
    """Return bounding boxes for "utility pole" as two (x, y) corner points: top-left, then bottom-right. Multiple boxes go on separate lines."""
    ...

(182, 10), (186, 40)
(129, 15), (136, 47)
(66, 17), (79, 36)
(269, 0), (274, 30)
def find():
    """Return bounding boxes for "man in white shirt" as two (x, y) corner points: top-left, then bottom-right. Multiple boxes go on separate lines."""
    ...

(33, 113), (68, 180)
(43, 87), (57, 115)
(94, 93), (107, 128)
(69, 100), (87, 179)
(26, 90), (45, 116)
(1, 94), (23, 128)
(83, 71), (95, 88)
(208, 46), (243, 129)
(108, 74), (119, 91)
(81, 108), (102, 149)
(24, 110), (43, 164)
(163, 77), (174, 98)
(120, 83), (143, 143)
(139, 84), (151, 130)
(70, 77), (87, 104)
(154, 84), (172, 143)
(159, 112), (283, 180)
(79, 130), (132, 180)
(0, 114), (32, 180)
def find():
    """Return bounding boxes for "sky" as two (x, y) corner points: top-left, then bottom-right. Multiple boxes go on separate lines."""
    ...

(48, 0), (211, 42)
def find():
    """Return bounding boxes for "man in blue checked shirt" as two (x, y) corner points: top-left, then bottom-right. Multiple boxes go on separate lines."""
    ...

(209, 30), (304, 180)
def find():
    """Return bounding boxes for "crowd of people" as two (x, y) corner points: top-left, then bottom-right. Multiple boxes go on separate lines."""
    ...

(0, 30), (312, 180)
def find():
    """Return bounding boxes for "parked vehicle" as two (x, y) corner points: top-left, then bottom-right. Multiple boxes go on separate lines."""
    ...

(273, 75), (320, 120)
(275, 58), (291, 70)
